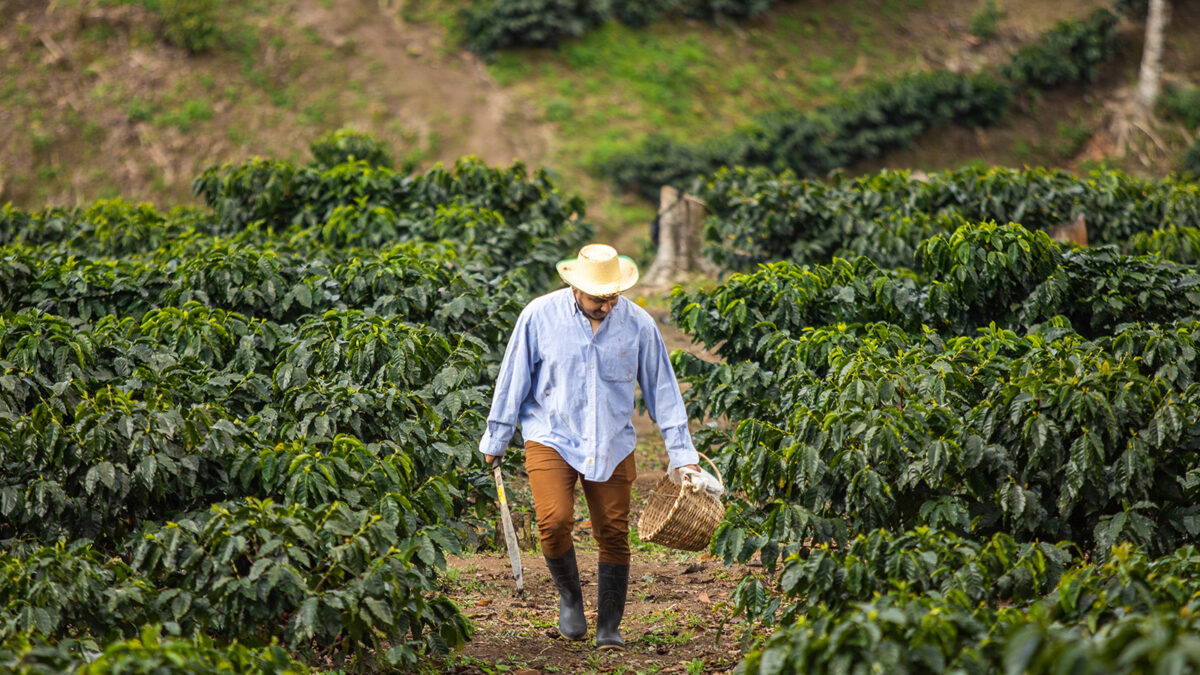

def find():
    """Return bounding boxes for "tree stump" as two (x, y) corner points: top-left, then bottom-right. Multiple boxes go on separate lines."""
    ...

(642, 185), (714, 286)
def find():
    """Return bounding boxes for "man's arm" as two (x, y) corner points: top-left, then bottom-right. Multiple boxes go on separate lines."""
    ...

(636, 320), (700, 471)
(479, 310), (536, 464)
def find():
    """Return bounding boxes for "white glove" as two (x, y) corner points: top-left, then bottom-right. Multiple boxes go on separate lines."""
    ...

(670, 466), (724, 497)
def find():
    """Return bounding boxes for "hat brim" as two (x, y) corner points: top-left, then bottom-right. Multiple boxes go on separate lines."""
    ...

(556, 255), (639, 297)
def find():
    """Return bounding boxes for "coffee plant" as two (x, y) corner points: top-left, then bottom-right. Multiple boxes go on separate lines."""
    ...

(668, 219), (1200, 582)
(736, 540), (1200, 674)
(0, 140), (591, 669)
(603, 71), (1012, 201)
(603, 8), (1121, 200)
(461, 0), (779, 57)
(308, 128), (394, 170)
(1003, 8), (1119, 88)
(7, 120), (1200, 673)
(696, 165), (1200, 270)
(0, 626), (308, 675)
(657, 176), (1200, 672)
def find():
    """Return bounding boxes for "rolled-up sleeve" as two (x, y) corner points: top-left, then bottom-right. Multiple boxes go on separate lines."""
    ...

(637, 323), (700, 470)
(480, 309), (536, 457)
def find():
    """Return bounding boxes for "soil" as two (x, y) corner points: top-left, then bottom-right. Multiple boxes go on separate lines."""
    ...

(5, 0), (1192, 220)
(0, 0), (552, 207)
(443, 549), (761, 675)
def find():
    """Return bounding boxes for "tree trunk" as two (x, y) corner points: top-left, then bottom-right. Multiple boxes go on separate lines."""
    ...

(642, 185), (712, 286)
(1135, 0), (1170, 113)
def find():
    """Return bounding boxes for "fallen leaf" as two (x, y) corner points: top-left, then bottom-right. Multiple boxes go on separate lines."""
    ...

(683, 563), (704, 574)
(514, 670), (541, 675)
(475, 599), (492, 606)
(697, 592), (711, 604)
(699, 552), (717, 561)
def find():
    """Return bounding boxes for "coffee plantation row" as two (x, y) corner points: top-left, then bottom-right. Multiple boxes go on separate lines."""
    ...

(666, 166), (1200, 671)
(602, 7), (1122, 200)
(462, 0), (785, 57)
(5, 141), (1200, 671)
(697, 165), (1200, 270)
(0, 150), (590, 670)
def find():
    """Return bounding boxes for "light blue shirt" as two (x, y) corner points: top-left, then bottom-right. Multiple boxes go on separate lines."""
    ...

(479, 287), (699, 482)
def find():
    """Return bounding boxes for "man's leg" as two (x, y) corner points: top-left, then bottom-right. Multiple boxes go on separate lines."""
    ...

(524, 441), (586, 640)
(581, 452), (636, 650)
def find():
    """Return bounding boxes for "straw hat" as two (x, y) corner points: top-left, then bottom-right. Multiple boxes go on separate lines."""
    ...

(556, 244), (639, 297)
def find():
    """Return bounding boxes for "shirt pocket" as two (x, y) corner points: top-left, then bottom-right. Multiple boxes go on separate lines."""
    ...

(598, 338), (637, 383)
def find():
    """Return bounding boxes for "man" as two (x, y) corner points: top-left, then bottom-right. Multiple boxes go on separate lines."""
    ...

(478, 243), (700, 650)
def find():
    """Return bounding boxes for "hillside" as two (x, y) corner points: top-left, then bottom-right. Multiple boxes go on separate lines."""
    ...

(3, 0), (1197, 255)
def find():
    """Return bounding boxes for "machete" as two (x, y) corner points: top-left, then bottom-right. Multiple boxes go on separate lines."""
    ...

(492, 460), (524, 593)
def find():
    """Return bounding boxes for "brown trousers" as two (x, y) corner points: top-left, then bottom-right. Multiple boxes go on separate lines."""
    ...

(524, 440), (637, 565)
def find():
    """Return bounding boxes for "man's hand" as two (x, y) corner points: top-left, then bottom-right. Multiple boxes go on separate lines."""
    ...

(676, 463), (724, 496)
(482, 451), (503, 468)
(671, 464), (701, 484)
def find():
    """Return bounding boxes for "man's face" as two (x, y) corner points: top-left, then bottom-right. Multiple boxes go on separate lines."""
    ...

(573, 288), (620, 321)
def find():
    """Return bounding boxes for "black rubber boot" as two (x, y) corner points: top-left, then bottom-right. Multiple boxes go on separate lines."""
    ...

(544, 548), (586, 640)
(595, 562), (629, 650)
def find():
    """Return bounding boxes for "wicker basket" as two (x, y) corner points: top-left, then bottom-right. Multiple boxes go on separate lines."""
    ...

(636, 454), (724, 552)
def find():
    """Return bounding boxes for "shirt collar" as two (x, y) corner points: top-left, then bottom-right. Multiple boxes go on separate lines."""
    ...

(563, 286), (623, 320)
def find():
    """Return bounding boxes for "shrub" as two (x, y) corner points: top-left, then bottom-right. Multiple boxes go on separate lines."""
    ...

(611, 0), (671, 27)
(461, 0), (782, 56)
(1114, 0), (1148, 17)
(1003, 8), (1118, 87)
(685, 0), (774, 20)
(1125, 225), (1200, 264)
(602, 71), (1012, 200)
(1184, 141), (1200, 178)
(309, 129), (394, 169)
(696, 165), (1200, 271)
(969, 0), (1005, 39)
(460, 0), (609, 57)
(1160, 83), (1200, 130)
(78, 626), (308, 674)
(159, 0), (220, 54)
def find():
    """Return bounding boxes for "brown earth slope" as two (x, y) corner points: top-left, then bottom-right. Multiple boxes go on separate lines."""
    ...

(3, 0), (1196, 238)
(0, 0), (552, 207)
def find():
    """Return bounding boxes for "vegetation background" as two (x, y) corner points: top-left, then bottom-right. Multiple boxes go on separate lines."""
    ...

(3, 1), (1200, 673)
(3, 0), (1197, 257)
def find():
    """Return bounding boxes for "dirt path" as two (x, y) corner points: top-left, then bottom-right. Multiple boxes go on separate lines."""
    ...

(443, 550), (757, 674)
(288, 0), (553, 167)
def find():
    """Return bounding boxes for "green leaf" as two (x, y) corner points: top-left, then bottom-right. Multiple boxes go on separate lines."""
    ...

(296, 596), (319, 639)
(294, 283), (313, 309)
(85, 461), (117, 494)
(414, 534), (436, 567)
(248, 557), (273, 581)
(365, 597), (394, 627)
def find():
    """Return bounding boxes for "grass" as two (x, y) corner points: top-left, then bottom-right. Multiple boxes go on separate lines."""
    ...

(157, 98), (215, 132)
(480, 0), (951, 244)
(29, 127), (53, 153)
(3, 0), (1181, 257)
